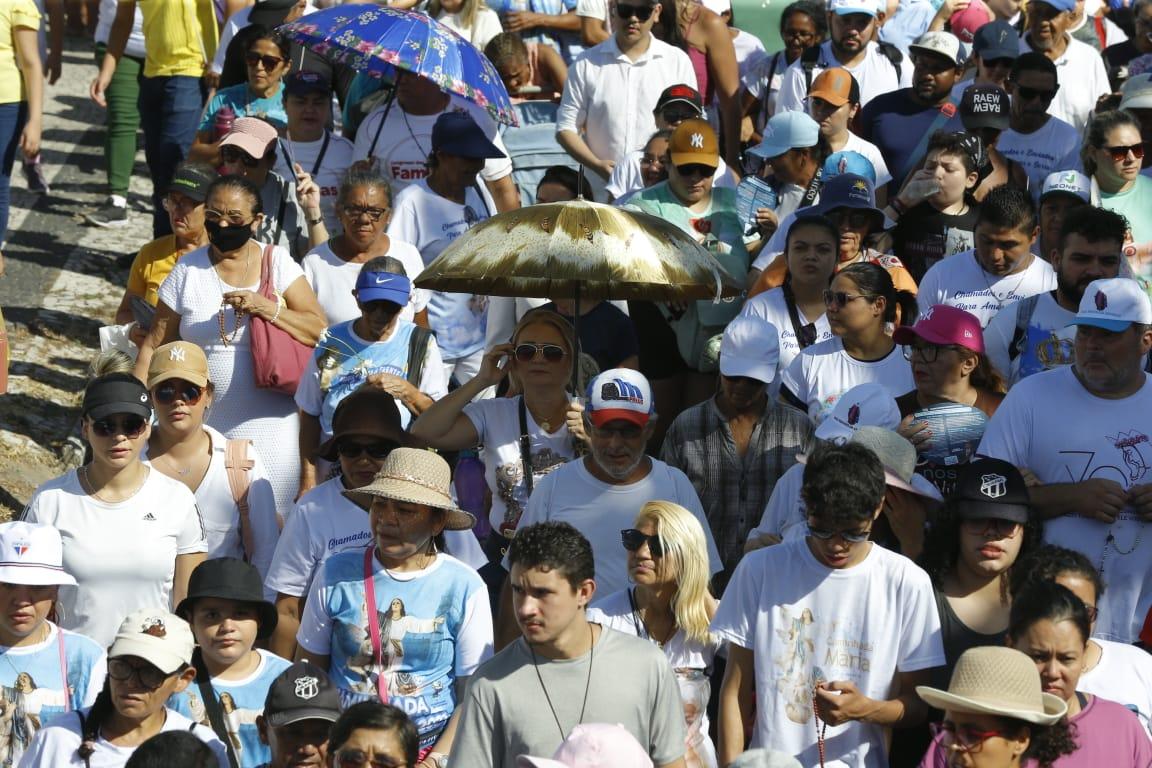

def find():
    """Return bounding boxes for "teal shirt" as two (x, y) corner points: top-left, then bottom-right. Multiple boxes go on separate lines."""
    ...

(200, 82), (288, 134)
(1101, 174), (1152, 246)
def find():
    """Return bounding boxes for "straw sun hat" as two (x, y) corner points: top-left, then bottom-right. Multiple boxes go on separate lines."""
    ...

(344, 447), (476, 531)
(917, 646), (1067, 725)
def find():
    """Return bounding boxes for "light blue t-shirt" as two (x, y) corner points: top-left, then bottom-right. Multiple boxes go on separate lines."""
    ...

(1101, 175), (1152, 248)
(169, 650), (292, 768)
(200, 82), (288, 134)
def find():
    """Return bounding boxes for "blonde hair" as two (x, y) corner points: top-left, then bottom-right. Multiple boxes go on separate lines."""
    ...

(635, 501), (715, 646)
(87, 350), (134, 379)
(428, 0), (483, 36)
(512, 308), (577, 357)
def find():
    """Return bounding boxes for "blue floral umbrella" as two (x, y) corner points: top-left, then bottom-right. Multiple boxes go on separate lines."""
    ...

(279, 3), (517, 127)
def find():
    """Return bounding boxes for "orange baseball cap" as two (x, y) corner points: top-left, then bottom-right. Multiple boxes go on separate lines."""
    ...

(809, 68), (860, 107)
(668, 118), (719, 168)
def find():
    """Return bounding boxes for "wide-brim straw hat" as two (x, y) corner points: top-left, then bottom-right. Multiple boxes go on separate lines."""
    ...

(917, 646), (1067, 725)
(344, 447), (476, 531)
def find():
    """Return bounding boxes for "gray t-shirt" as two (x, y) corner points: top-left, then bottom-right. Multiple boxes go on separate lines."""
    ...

(451, 626), (686, 768)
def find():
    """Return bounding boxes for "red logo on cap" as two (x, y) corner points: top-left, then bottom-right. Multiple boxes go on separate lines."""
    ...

(1095, 290), (1108, 311)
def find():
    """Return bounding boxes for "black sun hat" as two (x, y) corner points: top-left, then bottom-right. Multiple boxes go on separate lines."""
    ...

(176, 557), (278, 639)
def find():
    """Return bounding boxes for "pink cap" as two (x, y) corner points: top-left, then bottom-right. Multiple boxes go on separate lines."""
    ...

(219, 117), (278, 160)
(950, 0), (993, 43)
(892, 304), (985, 354)
(517, 724), (654, 768)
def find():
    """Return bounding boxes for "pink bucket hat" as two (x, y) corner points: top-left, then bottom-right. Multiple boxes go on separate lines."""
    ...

(219, 117), (278, 160)
(893, 304), (985, 355)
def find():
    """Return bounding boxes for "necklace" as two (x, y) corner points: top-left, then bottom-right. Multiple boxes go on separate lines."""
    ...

(813, 689), (828, 767)
(212, 244), (252, 347)
(80, 465), (147, 504)
(1099, 522), (1143, 576)
(529, 623), (595, 741)
(155, 453), (192, 477)
(627, 588), (677, 649)
(979, 260), (1031, 313)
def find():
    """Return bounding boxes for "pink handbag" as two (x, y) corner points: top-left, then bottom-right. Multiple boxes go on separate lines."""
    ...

(249, 246), (311, 395)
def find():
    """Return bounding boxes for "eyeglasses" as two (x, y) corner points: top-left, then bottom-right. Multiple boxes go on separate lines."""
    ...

(621, 528), (664, 557)
(245, 51), (286, 70)
(153, 382), (205, 406)
(933, 722), (1005, 754)
(342, 205), (389, 222)
(902, 343), (961, 363)
(1082, 603), (1099, 623)
(660, 106), (699, 124)
(336, 750), (406, 768)
(336, 440), (399, 459)
(162, 195), (200, 213)
(960, 517), (1022, 539)
(108, 658), (170, 690)
(640, 153), (666, 168)
(220, 145), (263, 168)
(513, 343), (567, 363)
(807, 523), (871, 543)
(204, 209), (258, 227)
(822, 289), (875, 308)
(1103, 143), (1145, 162)
(90, 415), (148, 439)
(675, 163), (715, 179)
(616, 2), (655, 20)
(830, 209), (874, 229)
(1014, 84), (1057, 102)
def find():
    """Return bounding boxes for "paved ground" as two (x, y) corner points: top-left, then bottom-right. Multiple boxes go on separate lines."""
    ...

(0, 36), (157, 517)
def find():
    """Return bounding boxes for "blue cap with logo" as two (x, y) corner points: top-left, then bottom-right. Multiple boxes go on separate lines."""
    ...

(814, 173), (884, 228)
(972, 20), (1020, 59)
(822, 151), (876, 182)
(355, 270), (413, 306)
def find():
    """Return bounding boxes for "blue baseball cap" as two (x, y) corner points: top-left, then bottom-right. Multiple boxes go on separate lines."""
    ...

(1029, 0), (1074, 12)
(822, 151), (876, 182)
(431, 111), (506, 160)
(972, 20), (1020, 59)
(748, 112), (820, 159)
(355, 270), (412, 306)
(814, 173), (884, 230)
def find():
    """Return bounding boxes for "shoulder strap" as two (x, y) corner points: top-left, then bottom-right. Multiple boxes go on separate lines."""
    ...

(517, 397), (534, 495)
(192, 650), (241, 768)
(781, 280), (818, 349)
(897, 98), (959, 184)
(761, 51), (783, 117)
(1093, 14), (1106, 47)
(1008, 293), (1042, 362)
(877, 41), (904, 81)
(800, 44), (822, 94)
(406, 326), (434, 387)
(224, 439), (256, 561)
(273, 181), (289, 249)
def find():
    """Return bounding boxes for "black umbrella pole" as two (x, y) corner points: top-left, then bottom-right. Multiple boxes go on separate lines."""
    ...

(571, 282), (581, 395)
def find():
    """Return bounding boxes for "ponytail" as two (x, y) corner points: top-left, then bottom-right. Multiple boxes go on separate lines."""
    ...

(77, 677), (113, 767)
(837, 262), (919, 326)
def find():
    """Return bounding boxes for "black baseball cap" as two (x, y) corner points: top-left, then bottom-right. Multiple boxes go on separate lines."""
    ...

(655, 84), (703, 113)
(264, 661), (342, 727)
(284, 70), (331, 98)
(167, 163), (216, 202)
(950, 458), (1031, 523)
(960, 84), (1009, 131)
(82, 373), (152, 421)
(176, 557), (278, 639)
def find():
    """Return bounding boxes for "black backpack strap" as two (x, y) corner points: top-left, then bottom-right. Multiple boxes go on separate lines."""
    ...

(1008, 293), (1042, 362)
(877, 41), (904, 82)
(406, 326), (434, 387)
(800, 44), (822, 94)
(192, 649), (241, 768)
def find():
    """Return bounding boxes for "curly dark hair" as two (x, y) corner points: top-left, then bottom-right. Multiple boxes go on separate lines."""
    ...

(780, 0), (828, 39)
(992, 715), (1078, 768)
(801, 442), (885, 526)
(918, 499), (1043, 596)
(1010, 544), (1106, 602)
(507, 521), (595, 589)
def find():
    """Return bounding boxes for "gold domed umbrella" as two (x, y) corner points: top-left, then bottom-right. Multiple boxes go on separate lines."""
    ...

(415, 199), (745, 385)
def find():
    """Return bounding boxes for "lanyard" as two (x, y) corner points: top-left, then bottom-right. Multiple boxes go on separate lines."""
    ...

(362, 546), (389, 704)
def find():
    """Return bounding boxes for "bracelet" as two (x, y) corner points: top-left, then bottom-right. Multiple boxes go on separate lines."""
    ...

(307, 213), (324, 227)
(889, 197), (907, 218)
(270, 292), (285, 325)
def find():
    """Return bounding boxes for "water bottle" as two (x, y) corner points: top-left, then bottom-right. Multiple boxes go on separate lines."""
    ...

(454, 450), (491, 540)
(214, 105), (236, 142)
(735, 174), (778, 237)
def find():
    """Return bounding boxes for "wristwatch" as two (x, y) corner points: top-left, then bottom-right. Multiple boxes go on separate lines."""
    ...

(307, 213), (324, 227)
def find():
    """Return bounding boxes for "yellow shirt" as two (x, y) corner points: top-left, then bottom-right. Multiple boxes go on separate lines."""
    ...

(0, 0), (40, 104)
(127, 235), (181, 307)
(125, 0), (217, 78)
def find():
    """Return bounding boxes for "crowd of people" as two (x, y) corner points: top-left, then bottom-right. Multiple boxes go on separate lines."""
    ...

(1, 0), (1152, 765)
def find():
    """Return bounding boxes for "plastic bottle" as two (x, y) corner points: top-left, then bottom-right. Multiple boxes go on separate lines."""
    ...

(454, 450), (490, 540)
(214, 105), (236, 141)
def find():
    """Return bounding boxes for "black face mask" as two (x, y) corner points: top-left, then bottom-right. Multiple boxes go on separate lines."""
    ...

(205, 219), (253, 252)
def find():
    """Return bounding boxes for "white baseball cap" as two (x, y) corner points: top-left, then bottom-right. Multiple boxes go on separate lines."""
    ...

(814, 382), (901, 443)
(586, 368), (654, 427)
(701, 0), (730, 13)
(829, 0), (879, 15)
(720, 315), (780, 384)
(1069, 278), (1152, 332)
(0, 522), (76, 586)
(1120, 73), (1152, 111)
(108, 609), (195, 674)
(909, 31), (967, 66)
(1039, 170), (1091, 204)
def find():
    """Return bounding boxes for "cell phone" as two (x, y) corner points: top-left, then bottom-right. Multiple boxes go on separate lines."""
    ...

(130, 295), (156, 331)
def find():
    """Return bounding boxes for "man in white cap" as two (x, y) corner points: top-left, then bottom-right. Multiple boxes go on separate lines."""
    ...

(662, 315), (814, 592)
(979, 276), (1152, 643)
(495, 368), (722, 646)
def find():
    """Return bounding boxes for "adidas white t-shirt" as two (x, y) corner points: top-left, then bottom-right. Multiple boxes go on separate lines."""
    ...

(22, 468), (207, 648)
(917, 250), (1057, 328)
(780, 337), (915, 424)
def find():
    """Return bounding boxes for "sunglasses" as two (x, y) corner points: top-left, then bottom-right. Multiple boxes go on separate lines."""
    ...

(960, 517), (1021, 539)
(616, 2), (655, 20)
(90, 415), (148, 439)
(336, 440), (399, 459)
(661, 106), (699, 124)
(1014, 84), (1057, 102)
(336, 750), (405, 768)
(108, 657), (170, 690)
(675, 163), (715, 178)
(830, 209), (874, 229)
(981, 57), (1015, 69)
(220, 145), (262, 168)
(807, 523), (871, 543)
(342, 205), (389, 222)
(513, 343), (567, 363)
(153, 382), (204, 406)
(621, 528), (663, 557)
(245, 51), (286, 70)
(1104, 143), (1145, 162)
(822, 289), (875, 308)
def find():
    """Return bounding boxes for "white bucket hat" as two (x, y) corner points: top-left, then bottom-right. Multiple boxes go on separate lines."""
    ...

(917, 646), (1067, 725)
(346, 448), (476, 531)
(0, 522), (77, 586)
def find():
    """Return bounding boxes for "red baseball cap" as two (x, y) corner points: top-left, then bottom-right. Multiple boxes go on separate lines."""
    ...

(892, 304), (985, 354)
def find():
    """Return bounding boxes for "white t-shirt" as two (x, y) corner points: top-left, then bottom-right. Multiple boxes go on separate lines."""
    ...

(983, 291), (1075, 386)
(606, 151), (738, 201)
(840, 132), (892, 188)
(977, 367), (1152, 643)
(95, 0), (145, 57)
(710, 538), (945, 767)
(996, 117), (1084, 199)
(18, 706), (229, 768)
(781, 338), (915, 424)
(301, 239), (428, 327)
(575, 0), (607, 21)
(22, 469), (207, 648)
(504, 458), (722, 597)
(273, 132), (355, 235)
(1080, 638), (1152, 735)
(387, 179), (494, 361)
(737, 288), (833, 373)
(352, 95), (513, 192)
(775, 41), (913, 114)
(916, 250), (1057, 328)
(462, 396), (579, 536)
(143, 425), (279, 588)
(1018, 34), (1110, 132)
(435, 7), (504, 51)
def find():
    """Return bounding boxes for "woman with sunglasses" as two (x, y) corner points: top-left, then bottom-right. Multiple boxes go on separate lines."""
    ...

(326, 702), (419, 768)
(302, 168), (428, 328)
(893, 305), (1006, 496)
(780, 261), (917, 423)
(145, 341), (281, 581)
(22, 374), (208, 649)
(189, 30), (291, 165)
(136, 173), (327, 518)
(1081, 109), (1152, 257)
(587, 500), (721, 768)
